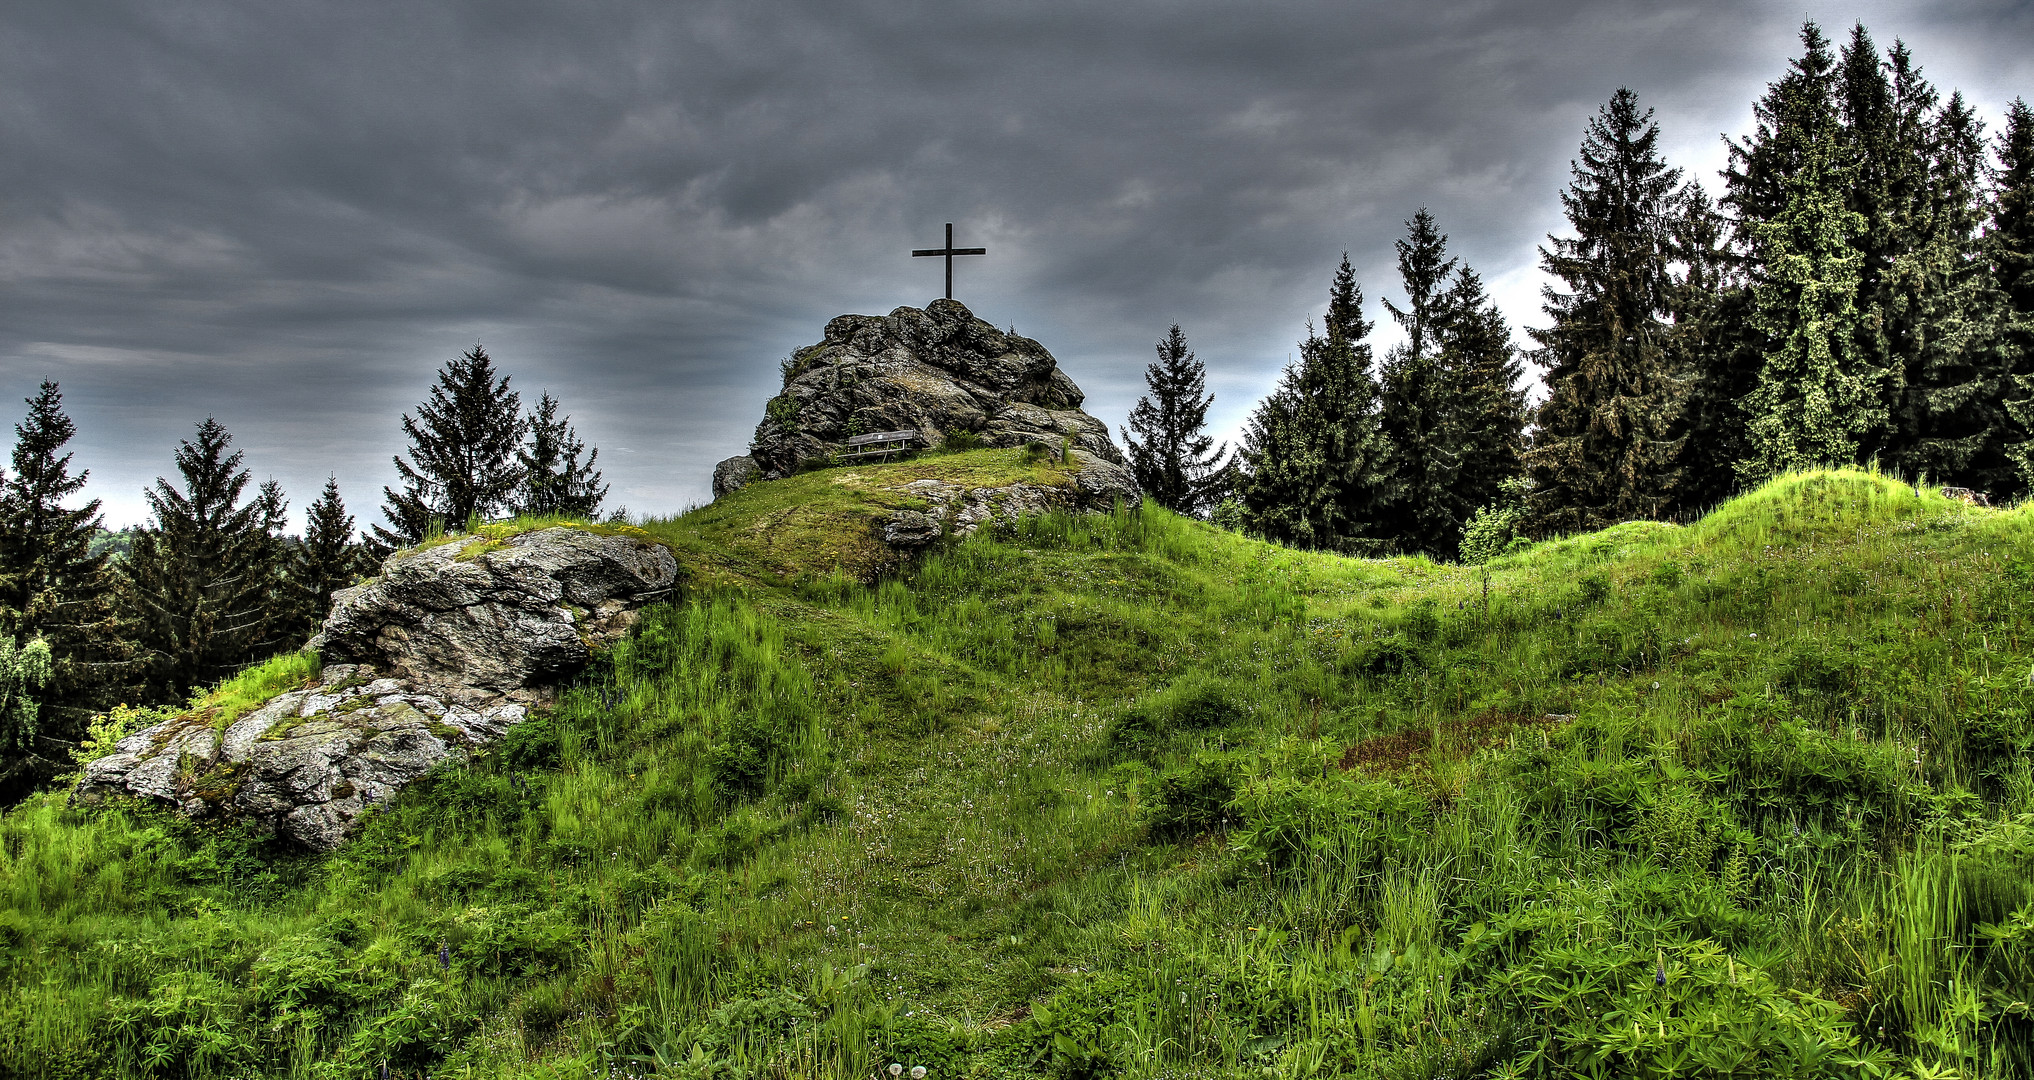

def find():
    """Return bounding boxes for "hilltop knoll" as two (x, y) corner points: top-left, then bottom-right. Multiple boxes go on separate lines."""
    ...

(10, 470), (2034, 1079)
(714, 298), (1134, 499)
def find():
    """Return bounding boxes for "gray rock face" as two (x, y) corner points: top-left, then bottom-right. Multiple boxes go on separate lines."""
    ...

(75, 665), (526, 849)
(73, 526), (679, 849)
(713, 454), (762, 498)
(739, 299), (1133, 483)
(313, 527), (678, 693)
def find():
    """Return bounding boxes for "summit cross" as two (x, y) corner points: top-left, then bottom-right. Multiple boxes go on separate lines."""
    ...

(911, 223), (986, 301)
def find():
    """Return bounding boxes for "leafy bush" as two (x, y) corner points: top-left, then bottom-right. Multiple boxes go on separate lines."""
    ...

(1108, 675), (1247, 756)
(1228, 773), (1424, 867)
(1342, 634), (1426, 681)
(498, 713), (562, 770)
(1144, 754), (1238, 840)
(1460, 478), (1533, 564)
(938, 428), (985, 452)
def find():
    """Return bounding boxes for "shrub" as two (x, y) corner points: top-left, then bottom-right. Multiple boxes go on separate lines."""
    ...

(1210, 497), (1247, 532)
(939, 428), (985, 452)
(1460, 479), (1532, 564)
(1144, 754), (1237, 840)
(498, 714), (562, 770)
(1228, 773), (1424, 867)
(1107, 675), (1246, 757)
(1342, 634), (1426, 681)
(709, 711), (779, 799)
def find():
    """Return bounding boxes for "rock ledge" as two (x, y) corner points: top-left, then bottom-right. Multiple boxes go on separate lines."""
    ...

(73, 526), (678, 849)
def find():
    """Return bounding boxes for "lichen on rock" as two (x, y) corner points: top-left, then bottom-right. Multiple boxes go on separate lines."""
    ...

(73, 525), (679, 850)
(718, 298), (1136, 488)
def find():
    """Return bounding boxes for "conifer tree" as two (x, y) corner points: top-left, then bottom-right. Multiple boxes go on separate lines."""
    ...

(376, 345), (525, 549)
(289, 477), (363, 639)
(514, 392), (608, 518)
(1437, 267), (1528, 534)
(1731, 23), (1882, 480)
(1236, 258), (1394, 550)
(1122, 325), (1227, 516)
(1376, 210), (1465, 556)
(1669, 185), (1759, 515)
(1528, 89), (1689, 532)
(1998, 99), (2034, 491)
(1836, 24), (1908, 439)
(1890, 91), (2015, 490)
(0, 382), (131, 799)
(124, 419), (289, 701)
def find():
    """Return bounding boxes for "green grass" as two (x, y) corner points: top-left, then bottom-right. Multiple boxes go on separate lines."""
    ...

(641, 447), (1094, 587)
(190, 648), (322, 731)
(405, 514), (662, 561)
(5, 468), (2034, 1078)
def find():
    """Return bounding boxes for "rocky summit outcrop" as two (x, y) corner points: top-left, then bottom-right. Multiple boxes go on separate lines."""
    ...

(712, 298), (1137, 498)
(74, 526), (679, 849)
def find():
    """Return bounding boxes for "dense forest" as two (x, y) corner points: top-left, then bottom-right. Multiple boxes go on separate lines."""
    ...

(1128, 22), (2034, 565)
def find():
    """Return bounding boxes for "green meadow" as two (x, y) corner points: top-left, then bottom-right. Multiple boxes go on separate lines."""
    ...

(5, 463), (2034, 1079)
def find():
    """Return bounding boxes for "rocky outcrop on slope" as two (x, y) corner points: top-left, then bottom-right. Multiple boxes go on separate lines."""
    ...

(712, 298), (1137, 497)
(312, 526), (677, 692)
(74, 526), (678, 849)
(877, 466), (1140, 550)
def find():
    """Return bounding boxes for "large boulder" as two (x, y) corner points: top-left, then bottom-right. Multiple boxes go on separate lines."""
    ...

(73, 525), (679, 849)
(74, 665), (529, 849)
(723, 298), (1134, 484)
(313, 527), (678, 693)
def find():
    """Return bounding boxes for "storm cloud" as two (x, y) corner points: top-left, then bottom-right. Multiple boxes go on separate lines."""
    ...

(1, 0), (2029, 528)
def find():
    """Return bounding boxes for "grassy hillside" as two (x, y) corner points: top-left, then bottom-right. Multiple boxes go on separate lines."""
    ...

(4, 465), (2034, 1079)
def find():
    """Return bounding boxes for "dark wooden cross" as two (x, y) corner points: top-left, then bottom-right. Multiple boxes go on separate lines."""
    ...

(911, 222), (986, 301)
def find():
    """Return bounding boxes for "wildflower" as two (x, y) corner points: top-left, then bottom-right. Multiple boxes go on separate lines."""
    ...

(1655, 954), (1666, 987)
(912, 1069), (927, 1080)
(438, 943), (451, 971)
(889, 1065), (904, 1078)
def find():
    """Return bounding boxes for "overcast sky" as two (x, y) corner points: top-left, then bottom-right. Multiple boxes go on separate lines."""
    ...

(2, 0), (2029, 532)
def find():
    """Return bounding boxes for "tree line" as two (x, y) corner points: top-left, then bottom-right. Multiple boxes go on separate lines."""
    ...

(0, 345), (608, 802)
(1123, 21), (2034, 559)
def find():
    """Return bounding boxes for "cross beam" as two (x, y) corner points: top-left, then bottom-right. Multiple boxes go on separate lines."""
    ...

(911, 222), (986, 301)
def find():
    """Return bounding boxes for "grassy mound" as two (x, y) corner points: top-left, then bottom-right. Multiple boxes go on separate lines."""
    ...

(5, 469), (2034, 1078)
(646, 447), (1091, 586)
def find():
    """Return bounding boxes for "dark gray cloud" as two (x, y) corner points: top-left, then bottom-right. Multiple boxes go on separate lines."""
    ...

(0, 0), (2026, 528)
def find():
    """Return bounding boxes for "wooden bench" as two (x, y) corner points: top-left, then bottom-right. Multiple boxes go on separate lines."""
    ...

(841, 429), (917, 460)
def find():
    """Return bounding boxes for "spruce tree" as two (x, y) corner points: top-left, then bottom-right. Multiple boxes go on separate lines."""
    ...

(123, 419), (289, 702)
(1836, 24), (1907, 450)
(1436, 267), (1528, 535)
(290, 477), (363, 639)
(1669, 185), (1759, 515)
(1528, 89), (1689, 532)
(1998, 99), (2034, 491)
(375, 345), (525, 549)
(1732, 23), (1882, 480)
(1890, 91), (2014, 491)
(1237, 259), (1394, 550)
(1376, 210), (1465, 556)
(514, 392), (609, 518)
(0, 383), (131, 799)
(1122, 325), (1227, 516)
